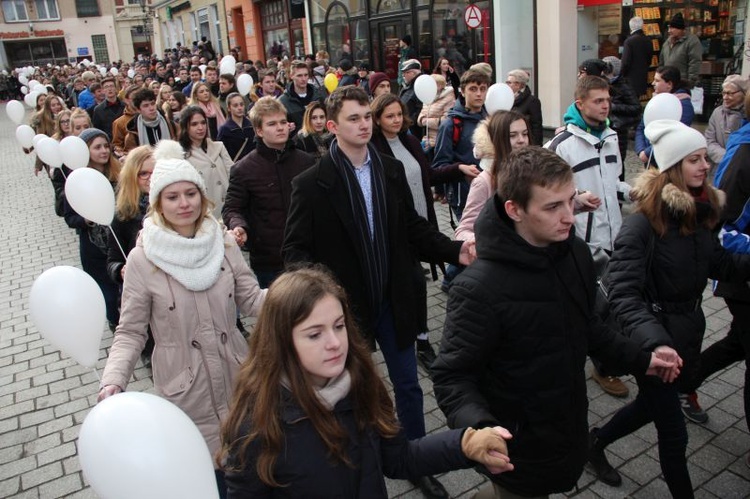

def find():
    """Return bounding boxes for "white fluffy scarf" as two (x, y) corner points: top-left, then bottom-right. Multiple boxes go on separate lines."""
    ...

(141, 216), (225, 291)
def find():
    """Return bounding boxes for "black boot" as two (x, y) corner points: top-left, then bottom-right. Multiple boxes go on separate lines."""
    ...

(416, 339), (437, 374)
(408, 475), (449, 499)
(588, 427), (621, 486)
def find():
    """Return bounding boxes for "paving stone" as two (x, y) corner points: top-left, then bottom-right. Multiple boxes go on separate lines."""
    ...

(36, 473), (81, 498)
(36, 442), (76, 467)
(20, 462), (63, 489)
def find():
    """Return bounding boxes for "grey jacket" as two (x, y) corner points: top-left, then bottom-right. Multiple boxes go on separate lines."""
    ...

(659, 33), (703, 85)
(705, 104), (745, 164)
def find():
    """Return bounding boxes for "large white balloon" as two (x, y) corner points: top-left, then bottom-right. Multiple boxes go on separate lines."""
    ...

(24, 91), (39, 108)
(414, 74), (437, 105)
(27, 79), (40, 89)
(127, 68), (135, 79)
(6, 100), (25, 124)
(18, 73), (28, 85)
(199, 64), (207, 77)
(236, 74), (253, 96)
(643, 93), (683, 126)
(29, 266), (106, 368)
(219, 55), (236, 76)
(35, 137), (62, 168)
(32, 133), (48, 148)
(485, 83), (515, 115)
(64, 168), (115, 225)
(34, 84), (47, 95)
(20, 86), (28, 95)
(110, 67), (119, 76)
(79, 392), (220, 499)
(15, 125), (35, 148)
(59, 136), (90, 170)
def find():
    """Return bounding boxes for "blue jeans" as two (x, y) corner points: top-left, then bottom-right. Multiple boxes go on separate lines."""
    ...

(375, 303), (425, 440)
(596, 374), (693, 498)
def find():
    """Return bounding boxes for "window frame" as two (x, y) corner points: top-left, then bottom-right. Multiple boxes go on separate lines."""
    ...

(35, 0), (60, 21)
(75, 0), (100, 18)
(2, 0), (29, 22)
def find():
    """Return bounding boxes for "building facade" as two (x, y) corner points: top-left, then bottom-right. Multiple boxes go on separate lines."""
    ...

(0, 0), (118, 69)
(113, 0), (154, 62)
(152, 0), (228, 58)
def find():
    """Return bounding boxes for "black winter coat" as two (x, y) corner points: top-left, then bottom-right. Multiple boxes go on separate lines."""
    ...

(278, 83), (324, 138)
(621, 30), (654, 97)
(92, 99), (126, 140)
(607, 76), (642, 130)
(432, 196), (651, 497)
(511, 86), (543, 146)
(217, 117), (256, 162)
(283, 151), (462, 349)
(225, 391), (472, 498)
(222, 141), (316, 272)
(607, 175), (750, 391)
(106, 195), (147, 284)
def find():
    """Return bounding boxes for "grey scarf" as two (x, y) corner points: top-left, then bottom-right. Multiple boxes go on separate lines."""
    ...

(136, 113), (171, 146)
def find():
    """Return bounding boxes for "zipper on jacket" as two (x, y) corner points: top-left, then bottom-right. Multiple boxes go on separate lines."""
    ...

(191, 339), (222, 420)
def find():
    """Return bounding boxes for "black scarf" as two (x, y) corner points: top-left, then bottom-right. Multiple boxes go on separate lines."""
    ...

(329, 139), (389, 316)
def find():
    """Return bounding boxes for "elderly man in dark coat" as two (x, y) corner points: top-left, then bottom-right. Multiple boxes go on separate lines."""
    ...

(621, 16), (654, 96)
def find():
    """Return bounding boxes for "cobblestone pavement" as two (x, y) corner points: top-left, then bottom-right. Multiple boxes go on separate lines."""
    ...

(0, 107), (748, 498)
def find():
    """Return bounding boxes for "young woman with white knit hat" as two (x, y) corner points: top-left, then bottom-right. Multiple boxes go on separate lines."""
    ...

(588, 120), (750, 497)
(97, 139), (266, 498)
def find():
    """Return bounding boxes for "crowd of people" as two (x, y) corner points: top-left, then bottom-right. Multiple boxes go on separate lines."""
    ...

(14, 12), (750, 498)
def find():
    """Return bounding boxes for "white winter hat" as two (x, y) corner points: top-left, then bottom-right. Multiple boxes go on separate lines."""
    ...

(644, 119), (706, 173)
(149, 140), (206, 201)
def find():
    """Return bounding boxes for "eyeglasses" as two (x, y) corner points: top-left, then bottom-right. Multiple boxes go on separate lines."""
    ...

(59, 119), (70, 125)
(137, 170), (153, 179)
(722, 89), (743, 96)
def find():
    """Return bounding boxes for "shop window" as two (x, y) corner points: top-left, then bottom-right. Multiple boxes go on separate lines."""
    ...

(433, 0), (490, 74)
(351, 19), (369, 66)
(210, 4), (222, 54)
(373, 0), (407, 15)
(263, 28), (290, 60)
(417, 9), (432, 70)
(2, 0), (28, 22)
(75, 0), (100, 17)
(35, 0), (59, 20)
(261, 0), (287, 29)
(327, 3), (350, 65)
(310, 0), (327, 25)
(91, 34), (109, 64)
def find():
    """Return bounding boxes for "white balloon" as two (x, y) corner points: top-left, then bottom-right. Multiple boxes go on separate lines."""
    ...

(82, 59), (91, 67)
(15, 125), (35, 148)
(27, 79), (40, 89)
(34, 84), (47, 95)
(29, 266), (105, 368)
(199, 64), (207, 77)
(6, 100), (25, 124)
(32, 133), (48, 148)
(59, 136), (90, 170)
(24, 91), (39, 108)
(20, 86), (28, 95)
(18, 74), (28, 85)
(236, 74), (253, 96)
(643, 93), (683, 126)
(127, 69), (135, 79)
(110, 67), (119, 76)
(79, 392), (219, 499)
(414, 74), (437, 105)
(36, 137), (62, 169)
(64, 167), (115, 225)
(219, 55), (236, 76)
(485, 83), (515, 115)
(99, 66), (107, 76)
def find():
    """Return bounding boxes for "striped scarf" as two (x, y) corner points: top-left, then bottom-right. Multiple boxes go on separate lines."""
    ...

(330, 139), (389, 317)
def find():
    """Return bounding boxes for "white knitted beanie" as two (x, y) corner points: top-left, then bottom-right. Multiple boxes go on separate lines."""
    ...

(644, 120), (707, 173)
(149, 140), (206, 201)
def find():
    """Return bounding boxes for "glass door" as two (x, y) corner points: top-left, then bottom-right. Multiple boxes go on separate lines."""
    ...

(372, 19), (408, 81)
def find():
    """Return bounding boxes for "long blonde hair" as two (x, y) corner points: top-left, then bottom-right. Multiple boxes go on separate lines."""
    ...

(115, 145), (153, 220)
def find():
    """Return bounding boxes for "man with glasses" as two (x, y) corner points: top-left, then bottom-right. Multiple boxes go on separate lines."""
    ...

(507, 69), (543, 145)
(92, 77), (125, 140)
(705, 75), (748, 164)
(399, 59), (425, 138)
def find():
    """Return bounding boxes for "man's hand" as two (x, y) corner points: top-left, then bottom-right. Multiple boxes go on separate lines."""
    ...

(458, 163), (480, 180)
(574, 190), (601, 212)
(645, 345), (683, 383)
(231, 227), (247, 246)
(458, 240), (476, 266)
(461, 426), (514, 474)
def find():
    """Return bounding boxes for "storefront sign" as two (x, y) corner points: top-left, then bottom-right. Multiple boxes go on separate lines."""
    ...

(77, 47), (89, 56)
(464, 4), (482, 29)
(0, 29), (64, 39)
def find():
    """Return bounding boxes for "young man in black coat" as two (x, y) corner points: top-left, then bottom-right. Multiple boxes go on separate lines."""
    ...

(432, 147), (681, 498)
(283, 86), (475, 499)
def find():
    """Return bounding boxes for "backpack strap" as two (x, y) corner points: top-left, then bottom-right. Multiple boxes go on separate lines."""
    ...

(451, 116), (463, 148)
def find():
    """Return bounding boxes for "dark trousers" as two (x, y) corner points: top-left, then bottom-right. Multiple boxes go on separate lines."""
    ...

(596, 375), (693, 498)
(215, 469), (227, 499)
(698, 298), (750, 432)
(375, 303), (425, 440)
(80, 233), (120, 326)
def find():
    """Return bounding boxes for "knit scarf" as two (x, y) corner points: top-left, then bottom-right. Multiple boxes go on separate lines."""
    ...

(330, 139), (389, 317)
(199, 101), (226, 128)
(281, 370), (352, 411)
(141, 216), (225, 291)
(136, 113), (171, 146)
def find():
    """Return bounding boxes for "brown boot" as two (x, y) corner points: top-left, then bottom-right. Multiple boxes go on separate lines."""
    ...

(592, 368), (629, 398)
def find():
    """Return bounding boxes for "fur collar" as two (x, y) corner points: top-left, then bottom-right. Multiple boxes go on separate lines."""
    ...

(472, 118), (494, 160)
(631, 168), (725, 214)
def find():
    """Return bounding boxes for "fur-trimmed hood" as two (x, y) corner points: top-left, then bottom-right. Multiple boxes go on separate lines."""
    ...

(472, 118), (494, 160)
(631, 168), (725, 214)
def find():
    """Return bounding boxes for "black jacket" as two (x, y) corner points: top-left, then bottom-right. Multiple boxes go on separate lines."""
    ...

(607, 76), (642, 130)
(432, 196), (651, 497)
(92, 99), (126, 140)
(283, 151), (462, 349)
(608, 172), (750, 390)
(106, 195), (147, 284)
(225, 391), (472, 498)
(278, 83), (324, 138)
(222, 140), (316, 272)
(399, 81), (423, 138)
(511, 86), (543, 146)
(217, 117), (256, 162)
(621, 30), (654, 97)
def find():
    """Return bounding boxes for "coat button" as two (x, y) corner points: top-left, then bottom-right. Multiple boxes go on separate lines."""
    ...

(229, 293), (232, 297)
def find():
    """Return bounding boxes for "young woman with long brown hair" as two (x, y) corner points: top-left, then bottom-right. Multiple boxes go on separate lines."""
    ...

(219, 267), (510, 497)
(588, 120), (750, 497)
